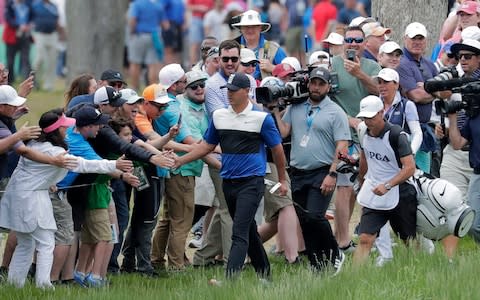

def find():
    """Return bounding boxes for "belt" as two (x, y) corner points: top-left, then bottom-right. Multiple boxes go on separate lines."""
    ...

(223, 176), (260, 184)
(290, 165), (329, 176)
(461, 144), (470, 152)
(474, 168), (480, 175)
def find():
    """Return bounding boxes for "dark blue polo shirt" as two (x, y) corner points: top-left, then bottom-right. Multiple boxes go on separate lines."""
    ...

(397, 48), (438, 123)
(461, 114), (480, 169)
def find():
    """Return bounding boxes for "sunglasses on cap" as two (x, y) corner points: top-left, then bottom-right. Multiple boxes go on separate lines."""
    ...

(446, 53), (458, 59)
(221, 56), (239, 63)
(241, 61), (258, 67)
(188, 82), (206, 90)
(109, 81), (124, 88)
(344, 37), (364, 44)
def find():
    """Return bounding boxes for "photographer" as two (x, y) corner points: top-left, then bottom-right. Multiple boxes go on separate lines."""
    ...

(443, 39), (480, 246)
(274, 67), (350, 274)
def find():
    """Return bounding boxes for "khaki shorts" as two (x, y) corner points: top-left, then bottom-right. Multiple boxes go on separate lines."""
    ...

(81, 208), (111, 243)
(264, 163), (293, 223)
(51, 191), (74, 245)
(285, 26), (303, 54)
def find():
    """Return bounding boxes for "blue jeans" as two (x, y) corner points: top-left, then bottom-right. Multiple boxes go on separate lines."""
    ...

(223, 176), (269, 278)
(468, 173), (480, 243)
(291, 167), (340, 270)
(108, 179), (130, 272)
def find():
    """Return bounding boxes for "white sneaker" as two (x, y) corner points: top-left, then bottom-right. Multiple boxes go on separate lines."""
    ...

(419, 236), (435, 255)
(375, 256), (392, 267)
(332, 251), (345, 276)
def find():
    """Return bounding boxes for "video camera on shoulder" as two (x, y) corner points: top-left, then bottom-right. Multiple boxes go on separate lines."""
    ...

(256, 70), (310, 106)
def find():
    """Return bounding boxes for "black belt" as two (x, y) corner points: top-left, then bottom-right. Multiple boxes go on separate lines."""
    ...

(290, 165), (329, 176)
(223, 176), (261, 184)
(474, 168), (480, 175)
(461, 145), (470, 152)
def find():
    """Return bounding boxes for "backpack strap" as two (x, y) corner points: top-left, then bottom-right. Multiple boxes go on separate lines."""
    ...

(388, 124), (403, 168)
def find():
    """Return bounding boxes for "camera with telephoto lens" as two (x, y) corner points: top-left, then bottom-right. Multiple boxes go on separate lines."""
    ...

(432, 66), (459, 81)
(256, 71), (309, 106)
(434, 81), (480, 118)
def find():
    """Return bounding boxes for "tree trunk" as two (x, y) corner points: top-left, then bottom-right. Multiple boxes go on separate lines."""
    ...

(66, 0), (130, 84)
(372, 0), (448, 56)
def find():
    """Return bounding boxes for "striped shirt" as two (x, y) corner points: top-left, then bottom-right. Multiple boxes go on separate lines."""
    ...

(204, 102), (282, 179)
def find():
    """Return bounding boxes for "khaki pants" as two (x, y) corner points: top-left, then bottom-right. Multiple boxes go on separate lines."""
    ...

(150, 174), (194, 268)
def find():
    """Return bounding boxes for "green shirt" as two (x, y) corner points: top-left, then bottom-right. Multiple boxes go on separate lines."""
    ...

(331, 55), (381, 117)
(171, 96), (209, 177)
(331, 55), (381, 142)
(87, 175), (111, 209)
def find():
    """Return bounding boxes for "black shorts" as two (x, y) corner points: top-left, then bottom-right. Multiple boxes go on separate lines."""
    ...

(162, 23), (183, 52)
(358, 183), (417, 241)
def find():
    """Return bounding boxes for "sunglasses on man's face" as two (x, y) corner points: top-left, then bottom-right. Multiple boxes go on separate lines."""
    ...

(189, 82), (206, 90)
(221, 56), (239, 63)
(241, 61), (258, 68)
(344, 37), (364, 44)
(151, 103), (168, 111)
(109, 81), (124, 88)
(456, 53), (477, 60)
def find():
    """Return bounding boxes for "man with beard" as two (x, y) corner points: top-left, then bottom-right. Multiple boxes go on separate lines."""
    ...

(274, 67), (350, 275)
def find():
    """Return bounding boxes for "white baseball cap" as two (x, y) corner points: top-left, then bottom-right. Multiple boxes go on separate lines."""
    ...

(159, 64), (185, 89)
(379, 41), (403, 54)
(461, 26), (480, 41)
(356, 95), (384, 118)
(0, 85), (26, 107)
(322, 32), (344, 45)
(405, 22), (428, 38)
(281, 57), (301, 71)
(120, 88), (144, 104)
(240, 48), (259, 63)
(308, 50), (330, 66)
(374, 68), (399, 83)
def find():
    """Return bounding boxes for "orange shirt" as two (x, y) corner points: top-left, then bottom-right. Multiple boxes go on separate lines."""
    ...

(134, 108), (153, 135)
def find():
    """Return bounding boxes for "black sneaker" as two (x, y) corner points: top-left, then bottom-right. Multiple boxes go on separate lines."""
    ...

(0, 266), (8, 282)
(339, 240), (357, 254)
(137, 269), (160, 278)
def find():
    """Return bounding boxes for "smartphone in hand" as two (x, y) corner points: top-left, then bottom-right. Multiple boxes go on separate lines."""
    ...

(346, 49), (356, 61)
(177, 113), (182, 126)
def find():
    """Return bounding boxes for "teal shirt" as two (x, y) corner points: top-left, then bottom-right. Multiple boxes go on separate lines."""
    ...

(153, 93), (192, 177)
(171, 95), (209, 177)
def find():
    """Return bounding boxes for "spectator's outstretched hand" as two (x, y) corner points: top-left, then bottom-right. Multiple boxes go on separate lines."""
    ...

(116, 155), (134, 172)
(17, 75), (34, 97)
(16, 121), (41, 140)
(122, 172), (140, 187)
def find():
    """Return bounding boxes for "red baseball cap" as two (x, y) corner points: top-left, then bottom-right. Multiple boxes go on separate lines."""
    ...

(272, 63), (295, 78)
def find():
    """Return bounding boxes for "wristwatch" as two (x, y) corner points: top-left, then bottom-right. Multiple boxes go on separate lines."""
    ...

(328, 171), (338, 178)
(384, 182), (392, 190)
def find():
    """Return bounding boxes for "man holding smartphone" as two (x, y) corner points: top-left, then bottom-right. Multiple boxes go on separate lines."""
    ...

(330, 25), (381, 254)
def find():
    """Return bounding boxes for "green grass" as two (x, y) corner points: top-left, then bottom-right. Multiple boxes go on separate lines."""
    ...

(2, 237), (480, 300)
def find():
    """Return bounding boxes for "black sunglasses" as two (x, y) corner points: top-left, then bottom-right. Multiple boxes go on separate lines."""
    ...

(109, 81), (124, 88)
(189, 82), (206, 90)
(151, 102), (168, 111)
(344, 37), (364, 44)
(221, 56), (239, 63)
(457, 53), (477, 60)
(241, 61), (258, 67)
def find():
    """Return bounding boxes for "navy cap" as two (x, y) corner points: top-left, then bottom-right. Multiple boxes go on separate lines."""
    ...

(100, 69), (127, 85)
(73, 105), (110, 127)
(309, 67), (331, 83)
(221, 73), (251, 91)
